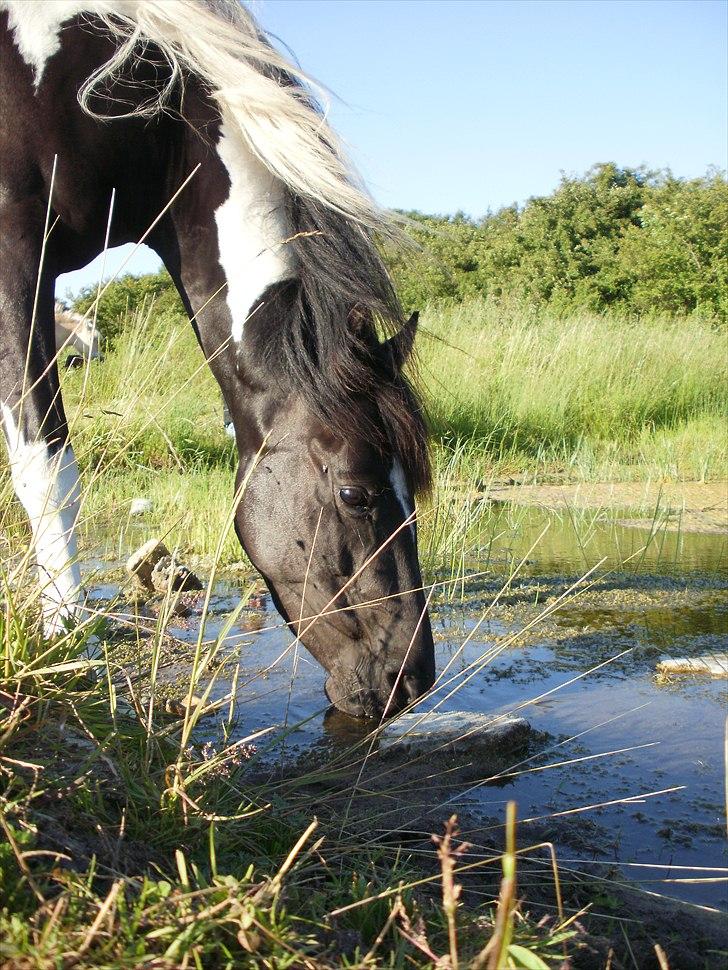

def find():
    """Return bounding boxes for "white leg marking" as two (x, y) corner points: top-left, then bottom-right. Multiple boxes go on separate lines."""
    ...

(390, 459), (416, 540)
(214, 114), (296, 343)
(0, 1), (91, 85)
(2, 405), (83, 635)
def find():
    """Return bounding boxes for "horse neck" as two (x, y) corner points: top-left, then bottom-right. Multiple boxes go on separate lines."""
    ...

(147, 109), (298, 455)
(160, 106), (298, 368)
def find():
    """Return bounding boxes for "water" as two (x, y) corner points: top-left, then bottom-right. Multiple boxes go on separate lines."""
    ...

(95, 504), (728, 909)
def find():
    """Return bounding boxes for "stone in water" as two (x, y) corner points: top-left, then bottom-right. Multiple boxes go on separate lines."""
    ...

(378, 711), (531, 755)
(657, 654), (728, 678)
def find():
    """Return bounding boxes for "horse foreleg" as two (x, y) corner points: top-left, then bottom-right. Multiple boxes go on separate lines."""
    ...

(0, 208), (83, 636)
(3, 410), (83, 636)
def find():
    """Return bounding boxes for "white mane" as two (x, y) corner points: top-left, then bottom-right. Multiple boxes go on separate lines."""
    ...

(75, 0), (388, 232)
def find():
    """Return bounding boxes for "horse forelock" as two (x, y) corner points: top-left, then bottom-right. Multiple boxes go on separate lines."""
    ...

(288, 195), (431, 495)
(247, 197), (431, 498)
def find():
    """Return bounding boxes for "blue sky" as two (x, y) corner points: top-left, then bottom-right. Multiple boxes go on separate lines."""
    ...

(58, 0), (727, 296)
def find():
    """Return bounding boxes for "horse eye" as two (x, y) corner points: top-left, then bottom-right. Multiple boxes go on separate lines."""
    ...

(339, 486), (369, 508)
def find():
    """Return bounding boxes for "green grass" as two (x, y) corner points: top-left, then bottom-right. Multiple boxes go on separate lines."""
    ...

(48, 304), (241, 564)
(417, 298), (727, 481)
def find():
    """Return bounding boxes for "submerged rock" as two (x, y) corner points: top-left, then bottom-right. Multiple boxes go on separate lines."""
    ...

(126, 539), (203, 596)
(378, 711), (531, 756)
(657, 654), (728, 678)
(151, 555), (204, 594)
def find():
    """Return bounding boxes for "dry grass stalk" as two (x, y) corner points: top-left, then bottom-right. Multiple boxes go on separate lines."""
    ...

(432, 814), (472, 969)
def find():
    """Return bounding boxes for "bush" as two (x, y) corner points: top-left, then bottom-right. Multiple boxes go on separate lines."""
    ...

(388, 164), (727, 320)
(617, 170), (728, 318)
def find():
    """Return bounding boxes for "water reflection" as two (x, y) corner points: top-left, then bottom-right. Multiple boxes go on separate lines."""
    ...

(95, 502), (727, 908)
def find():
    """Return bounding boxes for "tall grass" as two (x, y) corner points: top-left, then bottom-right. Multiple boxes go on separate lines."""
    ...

(418, 298), (727, 480)
(2, 296), (724, 566)
(60, 304), (240, 561)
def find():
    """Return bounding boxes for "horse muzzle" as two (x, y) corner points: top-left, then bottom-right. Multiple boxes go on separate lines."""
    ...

(324, 651), (435, 720)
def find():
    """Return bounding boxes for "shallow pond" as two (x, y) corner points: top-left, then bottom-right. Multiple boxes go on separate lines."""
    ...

(92, 503), (727, 910)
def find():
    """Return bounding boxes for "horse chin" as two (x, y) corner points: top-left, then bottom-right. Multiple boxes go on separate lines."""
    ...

(324, 674), (382, 719)
(257, 574), (431, 719)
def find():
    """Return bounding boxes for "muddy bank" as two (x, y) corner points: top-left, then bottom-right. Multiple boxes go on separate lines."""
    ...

(485, 480), (728, 534)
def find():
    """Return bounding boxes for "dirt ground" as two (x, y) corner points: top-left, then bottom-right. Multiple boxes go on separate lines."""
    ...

(486, 480), (728, 534)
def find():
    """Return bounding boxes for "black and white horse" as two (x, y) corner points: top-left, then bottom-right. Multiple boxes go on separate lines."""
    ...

(0, 0), (434, 718)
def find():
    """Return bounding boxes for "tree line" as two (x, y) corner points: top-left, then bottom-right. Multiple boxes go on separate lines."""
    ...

(387, 164), (727, 319)
(74, 163), (727, 337)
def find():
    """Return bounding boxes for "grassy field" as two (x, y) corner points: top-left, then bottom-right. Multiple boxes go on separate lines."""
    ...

(1, 298), (726, 967)
(20, 296), (723, 565)
(418, 299), (726, 482)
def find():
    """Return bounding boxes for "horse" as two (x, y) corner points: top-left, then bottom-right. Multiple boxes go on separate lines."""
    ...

(0, 0), (435, 719)
(55, 301), (102, 364)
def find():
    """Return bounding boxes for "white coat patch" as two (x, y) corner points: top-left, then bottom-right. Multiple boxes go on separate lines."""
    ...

(214, 115), (296, 343)
(2, 405), (83, 634)
(0, 1), (92, 84)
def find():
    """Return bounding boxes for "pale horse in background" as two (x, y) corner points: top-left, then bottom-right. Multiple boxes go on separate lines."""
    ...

(54, 302), (102, 366)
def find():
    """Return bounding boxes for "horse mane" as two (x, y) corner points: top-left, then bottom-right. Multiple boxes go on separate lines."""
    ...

(257, 199), (431, 495)
(78, 0), (387, 231)
(76, 0), (430, 492)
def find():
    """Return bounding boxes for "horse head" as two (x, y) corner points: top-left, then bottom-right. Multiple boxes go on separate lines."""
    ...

(54, 303), (102, 362)
(230, 287), (435, 719)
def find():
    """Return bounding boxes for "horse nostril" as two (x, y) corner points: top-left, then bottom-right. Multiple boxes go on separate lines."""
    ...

(402, 673), (422, 702)
(384, 668), (425, 708)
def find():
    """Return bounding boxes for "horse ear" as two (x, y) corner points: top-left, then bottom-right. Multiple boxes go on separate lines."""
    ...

(385, 311), (419, 371)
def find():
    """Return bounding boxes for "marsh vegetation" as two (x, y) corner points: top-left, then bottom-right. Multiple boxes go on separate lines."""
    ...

(2, 167), (727, 967)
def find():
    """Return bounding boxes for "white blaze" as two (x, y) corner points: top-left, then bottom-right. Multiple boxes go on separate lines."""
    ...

(390, 459), (416, 540)
(2, 405), (83, 635)
(214, 115), (296, 343)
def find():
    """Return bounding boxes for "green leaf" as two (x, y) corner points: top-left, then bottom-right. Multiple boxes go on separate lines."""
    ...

(507, 943), (551, 969)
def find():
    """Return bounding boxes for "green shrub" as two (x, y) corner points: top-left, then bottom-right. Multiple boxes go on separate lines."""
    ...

(389, 164), (727, 320)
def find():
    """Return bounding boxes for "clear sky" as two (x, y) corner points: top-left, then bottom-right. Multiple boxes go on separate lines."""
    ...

(58, 0), (727, 296)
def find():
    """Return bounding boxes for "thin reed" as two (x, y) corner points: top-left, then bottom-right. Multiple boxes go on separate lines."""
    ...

(418, 298), (727, 481)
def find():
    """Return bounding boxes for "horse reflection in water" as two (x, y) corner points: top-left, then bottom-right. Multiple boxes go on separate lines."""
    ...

(0, 0), (434, 718)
